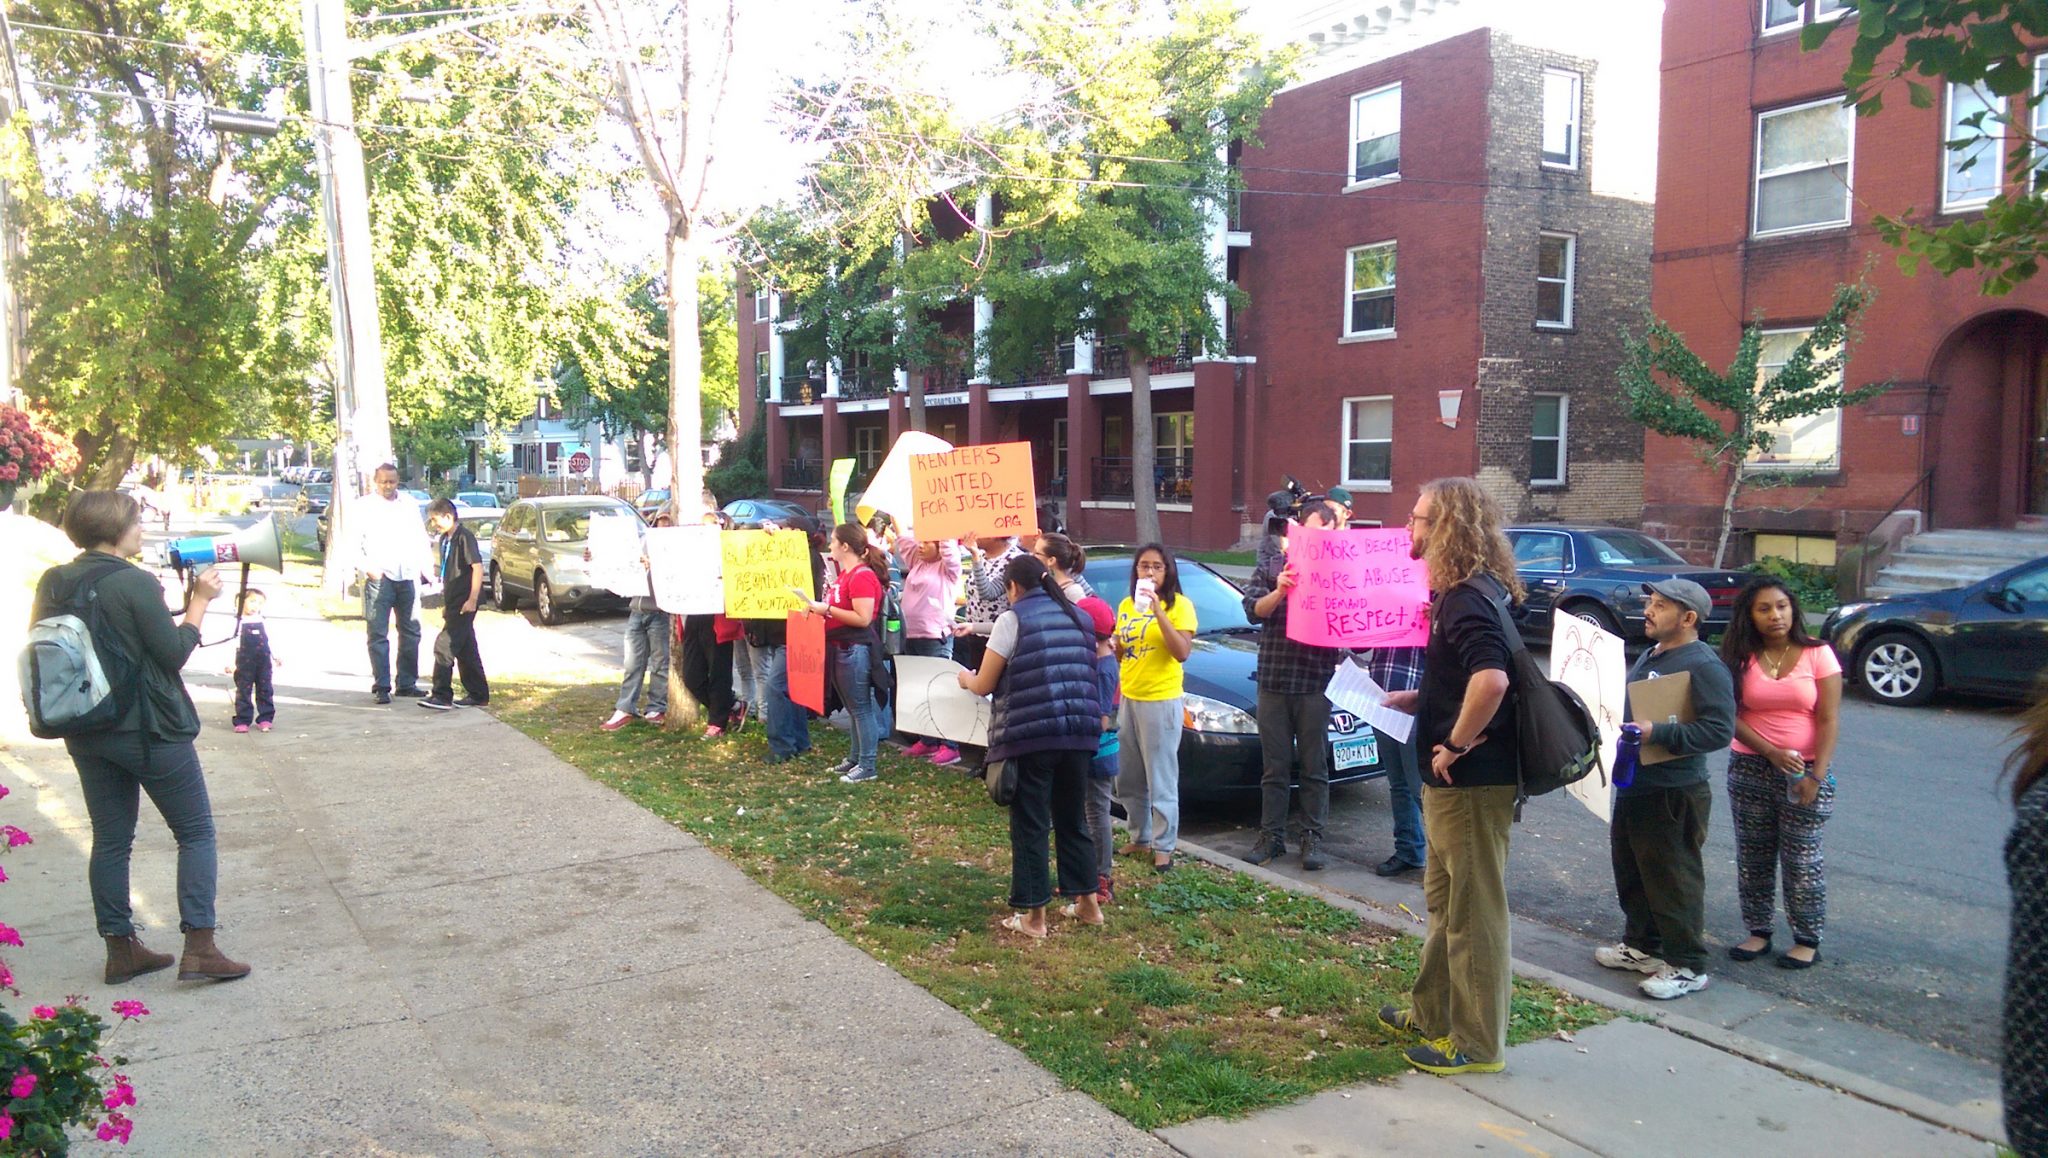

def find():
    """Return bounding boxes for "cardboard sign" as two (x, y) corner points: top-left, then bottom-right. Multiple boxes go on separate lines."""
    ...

(645, 525), (723, 614)
(892, 654), (992, 748)
(906, 441), (1039, 542)
(721, 529), (813, 619)
(1627, 671), (1696, 765)
(1550, 614), (1626, 823)
(856, 430), (953, 531)
(786, 610), (827, 714)
(587, 512), (652, 599)
(1282, 526), (1432, 649)
(828, 457), (857, 525)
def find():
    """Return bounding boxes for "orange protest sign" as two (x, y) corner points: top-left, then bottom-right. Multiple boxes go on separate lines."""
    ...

(907, 441), (1040, 542)
(786, 610), (827, 714)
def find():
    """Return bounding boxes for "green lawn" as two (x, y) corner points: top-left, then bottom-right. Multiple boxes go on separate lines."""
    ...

(492, 680), (1608, 1128)
(1178, 548), (1255, 569)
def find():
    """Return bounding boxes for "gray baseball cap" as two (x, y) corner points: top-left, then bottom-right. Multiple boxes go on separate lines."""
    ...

(1641, 579), (1712, 622)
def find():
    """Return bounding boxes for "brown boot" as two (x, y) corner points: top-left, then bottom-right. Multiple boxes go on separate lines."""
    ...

(177, 928), (251, 982)
(103, 934), (175, 985)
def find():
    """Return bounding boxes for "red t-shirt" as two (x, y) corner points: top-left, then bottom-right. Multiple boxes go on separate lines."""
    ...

(826, 564), (884, 645)
(1730, 644), (1843, 760)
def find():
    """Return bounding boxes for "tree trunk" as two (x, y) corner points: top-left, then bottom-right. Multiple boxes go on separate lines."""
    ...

(1128, 349), (1160, 546)
(908, 372), (927, 433)
(664, 223), (708, 727)
(1712, 460), (1744, 569)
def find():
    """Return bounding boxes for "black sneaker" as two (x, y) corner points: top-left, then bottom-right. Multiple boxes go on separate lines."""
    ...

(373, 691), (392, 705)
(1374, 855), (1422, 877)
(393, 687), (429, 698)
(418, 697), (455, 711)
(1244, 835), (1286, 865)
(1300, 835), (1327, 872)
(452, 697), (487, 708)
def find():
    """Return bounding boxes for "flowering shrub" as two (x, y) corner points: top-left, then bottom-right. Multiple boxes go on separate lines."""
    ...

(0, 783), (144, 1153)
(0, 405), (78, 487)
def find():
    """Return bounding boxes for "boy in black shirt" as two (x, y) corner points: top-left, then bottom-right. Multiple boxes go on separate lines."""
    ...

(422, 500), (489, 710)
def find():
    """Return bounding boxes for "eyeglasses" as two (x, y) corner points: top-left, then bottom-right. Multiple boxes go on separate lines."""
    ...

(1406, 513), (1432, 526)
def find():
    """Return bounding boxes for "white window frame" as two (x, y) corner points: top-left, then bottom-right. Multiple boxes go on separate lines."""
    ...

(852, 426), (885, 476)
(1761, 0), (1849, 35)
(1752, 96), (1855, 238)
(1051, 417), (1068, 481)
(1154, 412), (1195, 472)
(1540, 69), (1582, 170)
(1537, 232), (1576, 330)
(1749, 326), (1844, 472)
(1346, 82), (1402, 189)
(754, 351), (770, 395)
(1942, 81), (2006, 212)
(1340, 395), (1394, 490)
(1530, 394), (1569, 486)
(2036, 58), (2048, 191)
(752, 287), (770, 322)
(1342, 242), (1397, 339)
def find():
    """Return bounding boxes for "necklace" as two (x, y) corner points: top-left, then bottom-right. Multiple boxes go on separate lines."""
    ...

(1763, 644), (1795, 677)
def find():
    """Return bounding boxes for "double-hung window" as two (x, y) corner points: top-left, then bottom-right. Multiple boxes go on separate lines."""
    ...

(1943, 82), (2004, 211)
(1753, 97), (1854, 236)
(1761, 0), (1848, 33)
(1530, 395), (1568, 485)
(1750, 327), (1844, 470)
(754, 351), (770, 397)
(1537, 232), (1575, 329)
(852, 426), (884, 478)
(1341, 397), (1393, 487)
(1349, 84), (1401, 185)
(1344, 243), (1397, 337)
(1541, 69), (1581, 169)
(752, 287), (771, 322)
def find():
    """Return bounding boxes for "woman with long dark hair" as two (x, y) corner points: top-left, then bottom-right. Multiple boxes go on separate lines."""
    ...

(2001, 694), (2048, 1157)
(1113, 543), (1195, 873)
(805, 523), (891, 783)
(1719, 577), (1841, 970)
(958, 555), (1103, 937)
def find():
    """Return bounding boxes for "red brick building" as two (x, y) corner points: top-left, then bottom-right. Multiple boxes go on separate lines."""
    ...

(742, 12), (1659, 549)
(1647, 0), (2048, 565)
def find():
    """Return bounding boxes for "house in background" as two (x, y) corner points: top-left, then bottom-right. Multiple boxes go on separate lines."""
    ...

(738, 0), (1663, 549)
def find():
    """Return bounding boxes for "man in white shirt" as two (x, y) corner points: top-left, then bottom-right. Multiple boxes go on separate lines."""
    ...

(356, 463), (433, 704)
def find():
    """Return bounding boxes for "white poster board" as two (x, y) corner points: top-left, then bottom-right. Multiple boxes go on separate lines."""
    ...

(1549, 615), (1626, 823)
(587, 512), (652, 599)
(892, 654), (991, 749)
(645, 525), (724, 614)
(854, 430), (953, 533)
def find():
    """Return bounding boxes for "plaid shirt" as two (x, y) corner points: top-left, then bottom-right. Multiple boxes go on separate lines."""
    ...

(1360, 644), (1425, 694)
(1242, 564), (1344, 695)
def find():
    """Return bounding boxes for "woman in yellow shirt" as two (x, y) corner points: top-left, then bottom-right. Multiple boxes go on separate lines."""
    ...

(1114, 543), (1196, 871)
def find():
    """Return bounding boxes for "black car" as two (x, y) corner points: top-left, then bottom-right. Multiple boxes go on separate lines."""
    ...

(1083, 548), (1388, 802)
(1823, 555), (2048, 706)
(723, 498), (815, 528)
(1504, 525), (1750, 642)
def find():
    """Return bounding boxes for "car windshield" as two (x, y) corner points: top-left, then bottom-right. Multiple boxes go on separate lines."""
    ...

(1583, 530), (1686, 567)
(464, 517), (500, 539)
(1086, 554), (1253, 635)
(305, 485), (330, 497)
(543, 506), (618, 542)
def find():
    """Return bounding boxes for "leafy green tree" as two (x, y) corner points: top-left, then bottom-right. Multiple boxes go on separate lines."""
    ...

(1806, 1), (2048, 292)
(1620, 284), (1887, 566)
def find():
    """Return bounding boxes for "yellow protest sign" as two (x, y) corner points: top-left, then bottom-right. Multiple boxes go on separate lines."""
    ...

(720, 529), (813, 619)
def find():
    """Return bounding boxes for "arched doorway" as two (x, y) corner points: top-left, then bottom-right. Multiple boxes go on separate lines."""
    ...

(1927, 310), (2048, 527)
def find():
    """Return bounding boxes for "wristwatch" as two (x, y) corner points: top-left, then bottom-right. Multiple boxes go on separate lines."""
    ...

(1443, 738), (1473, 755)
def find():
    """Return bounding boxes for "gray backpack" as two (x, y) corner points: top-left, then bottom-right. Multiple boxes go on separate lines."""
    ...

(20, 557), (135, 739)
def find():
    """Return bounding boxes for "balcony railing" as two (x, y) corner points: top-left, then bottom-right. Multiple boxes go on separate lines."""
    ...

(1092, 455), (1195, 503)
(1089, 338), (1196, 380)
(780, 375), (823, 404)
(782, 459), (823, 491)
(839, 372), (893, 400)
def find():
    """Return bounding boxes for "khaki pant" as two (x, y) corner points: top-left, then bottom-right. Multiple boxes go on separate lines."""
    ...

(1410, 784), (1516, 1064)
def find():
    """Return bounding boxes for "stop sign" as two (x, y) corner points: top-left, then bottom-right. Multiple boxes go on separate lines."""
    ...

(568, 450), (591, 475)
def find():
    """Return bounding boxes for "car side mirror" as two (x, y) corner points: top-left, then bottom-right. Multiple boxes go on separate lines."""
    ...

(1987, 584), (2023, 613)
(516, 530), (534, 543)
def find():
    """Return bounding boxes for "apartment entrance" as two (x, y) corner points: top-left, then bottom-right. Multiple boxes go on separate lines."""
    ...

(1929, 310), (2048, 527)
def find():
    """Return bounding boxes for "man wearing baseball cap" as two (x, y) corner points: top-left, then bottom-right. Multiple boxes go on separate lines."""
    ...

(1322, 487), (1353, 524)
(1595, 578), (1736, 1000)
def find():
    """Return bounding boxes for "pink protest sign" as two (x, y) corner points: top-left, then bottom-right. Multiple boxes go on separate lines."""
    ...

(1283, 525), (1432, 649)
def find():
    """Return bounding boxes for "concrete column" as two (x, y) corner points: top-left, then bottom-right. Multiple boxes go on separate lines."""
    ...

(768, 294), (786, 403)
(971, 191), (993, 384)
(765, 402), (787, 491)
(1192, 361), (1236, 548)
(968, 381), (994, 446)
(824, 358), (840, 399)
(1065, 373), (1098, 538)
(820, 397), (841, 490)
(1071, 333), (1095, 375)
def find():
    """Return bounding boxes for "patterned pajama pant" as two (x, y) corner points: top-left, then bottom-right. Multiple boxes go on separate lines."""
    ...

(1726, 752), (1835, 947)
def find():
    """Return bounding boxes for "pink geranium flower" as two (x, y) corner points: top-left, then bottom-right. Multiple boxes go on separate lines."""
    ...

(1, 826), (30, 848)
(8, 1070), (33, 1099)
(30, 1006), (54, 1020)
(0, 1112), (13, 1140)
(109, 1000), (149, 1020)
(95, 1111), (133, 1144)
(0, 924), (21, 948)
(102, 1077), (135, 1110)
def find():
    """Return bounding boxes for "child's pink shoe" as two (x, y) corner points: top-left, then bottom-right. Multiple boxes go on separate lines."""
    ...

(232, 724), (249, 734)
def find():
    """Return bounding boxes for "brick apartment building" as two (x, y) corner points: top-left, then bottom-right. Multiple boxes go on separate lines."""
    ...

(741, 3), (1660, 549)
(1646, 0), (2048, 565)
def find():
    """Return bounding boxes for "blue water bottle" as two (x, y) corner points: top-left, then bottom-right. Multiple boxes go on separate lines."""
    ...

(1612, 724), (1643, 789)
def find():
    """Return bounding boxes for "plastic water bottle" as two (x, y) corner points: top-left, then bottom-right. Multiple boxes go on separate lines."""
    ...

(1786, 766), (1807, 804)
(1612, 724), (1642, 789)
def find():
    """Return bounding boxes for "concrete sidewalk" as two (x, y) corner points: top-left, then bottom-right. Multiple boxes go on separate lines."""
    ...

(0, 571), (1164, 1156)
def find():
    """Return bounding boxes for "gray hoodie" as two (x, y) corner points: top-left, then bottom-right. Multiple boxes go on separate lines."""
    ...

(1621, 638), (1735, 795)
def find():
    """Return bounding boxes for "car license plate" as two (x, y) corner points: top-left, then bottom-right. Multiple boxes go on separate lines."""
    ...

(1328, 710), (1380, 771)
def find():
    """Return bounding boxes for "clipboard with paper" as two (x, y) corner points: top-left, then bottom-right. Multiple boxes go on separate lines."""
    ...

(1626, 670), (1693, 765)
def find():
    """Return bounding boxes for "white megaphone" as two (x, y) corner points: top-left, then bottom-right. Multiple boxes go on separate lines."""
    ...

(167, 514), (286, 576)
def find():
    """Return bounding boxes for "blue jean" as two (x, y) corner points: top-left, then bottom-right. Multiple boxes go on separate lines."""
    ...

(363, 577), (421, 694)
(1384, 727), (1426, 867)
(732, 638), (762, 707)
(67, 735), (219, 934)
(759, 644), (812, 758)
(617, 608), (672, 715)
(831, 643), (882, 772)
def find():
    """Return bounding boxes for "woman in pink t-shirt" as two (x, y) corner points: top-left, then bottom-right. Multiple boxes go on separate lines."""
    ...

(1719, 578), (1842, 970)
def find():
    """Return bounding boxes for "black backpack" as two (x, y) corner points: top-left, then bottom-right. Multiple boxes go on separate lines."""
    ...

(1460, 576), (1601, 820)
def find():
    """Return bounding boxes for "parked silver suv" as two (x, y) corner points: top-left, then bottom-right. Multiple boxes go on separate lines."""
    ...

(490, 495), (640, 625)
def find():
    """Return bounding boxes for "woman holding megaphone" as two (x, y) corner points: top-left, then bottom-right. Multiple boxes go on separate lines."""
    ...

(31, 491), (251, 984)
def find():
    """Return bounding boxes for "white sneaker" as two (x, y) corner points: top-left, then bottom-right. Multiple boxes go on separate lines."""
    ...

(1593, 944), (1667, 974)
(1640, 968), (1710, 1000)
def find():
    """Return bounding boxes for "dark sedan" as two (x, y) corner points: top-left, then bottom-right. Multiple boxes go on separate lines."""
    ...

(1823, 554), (2048, 706)
(724, 498), (816, 528)
(1505, 525), (1749, 642)
(1084, 549), (1388, 802)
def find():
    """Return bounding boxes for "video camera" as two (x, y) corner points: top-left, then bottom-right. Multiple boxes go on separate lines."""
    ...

(1264, 475), (1309, 537)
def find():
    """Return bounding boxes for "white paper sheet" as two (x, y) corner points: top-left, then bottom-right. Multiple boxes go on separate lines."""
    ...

(587, 512), (652, 599)
(1324, 658), (1415, 744)
(891, 654), (991, 749)
(1549, 614), (1625, 823)
(645, 525), (724, 614)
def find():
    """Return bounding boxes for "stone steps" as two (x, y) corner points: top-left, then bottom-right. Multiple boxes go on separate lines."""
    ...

(1869, 527), (2048, 598)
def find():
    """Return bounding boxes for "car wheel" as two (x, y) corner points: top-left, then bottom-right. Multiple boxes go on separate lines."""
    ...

(1858, 632), (1938, 706)
(1563, 600), (1622, 637)
(535, 572), (559, 626)
(492, 564), (518, 612)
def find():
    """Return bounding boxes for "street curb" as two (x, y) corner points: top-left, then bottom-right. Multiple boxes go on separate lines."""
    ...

(1173, 837), (2006, 1148)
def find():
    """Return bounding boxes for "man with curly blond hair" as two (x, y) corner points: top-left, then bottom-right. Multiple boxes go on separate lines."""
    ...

(1378, 477), (1523, 1076)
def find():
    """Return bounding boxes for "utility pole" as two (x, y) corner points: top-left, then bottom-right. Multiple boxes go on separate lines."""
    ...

(0, 6), (28, 410)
